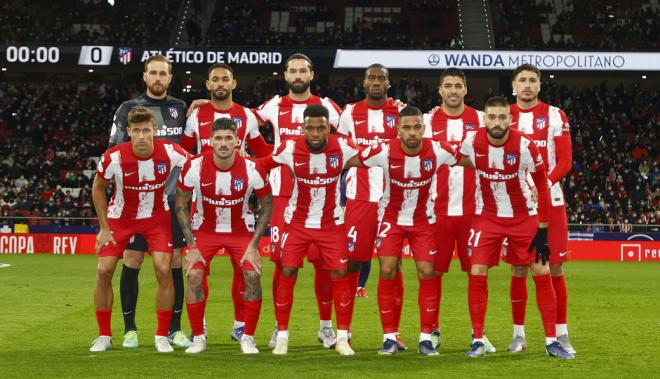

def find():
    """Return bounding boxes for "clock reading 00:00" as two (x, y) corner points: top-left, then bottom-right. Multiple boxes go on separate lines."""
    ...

(6, 46), (60, 63)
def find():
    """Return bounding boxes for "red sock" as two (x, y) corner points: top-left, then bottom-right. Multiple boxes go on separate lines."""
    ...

(243, 300), (262, 336)
(418, 277), (439, 334)
(275, 275), (297, 331)
(431, 275), (443, 331)
(347, 271), (360, 325)
(186, 301), (206, 336)
(201, 273), (209, 300)
(468, 274), (488, 339)
(95, 309), (112, 336)
(313, 260), (333, 321)
(331, 275), (352, 330)
(394, 271), (404, 331)
(510, 276), (528, 325)
(552, 275), (568, 324)
(272, 262), (281, 314)
(231, 260), (245, 322)
(533, 274), (557, 338)
(156, 309), (173, 337)
(378, 278), (398, 334)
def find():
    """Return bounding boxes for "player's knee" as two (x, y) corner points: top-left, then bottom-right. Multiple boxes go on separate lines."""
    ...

(550, 263), (563, 277)
(123, 250), (144, 269)
(512, 265), (529, 277)
(530, 261), (550, 276)
(187, 269), (204, 288)
(96, 265), (115, 283)
(243, 270), (262, 301)
(281, 266), (299, 277)
(416, 264), (435, 279)
(470, 264), (488, 276)
(154, 265), (173, 284)
(171, 249), (182, 268)
(379, 264), (398, 280)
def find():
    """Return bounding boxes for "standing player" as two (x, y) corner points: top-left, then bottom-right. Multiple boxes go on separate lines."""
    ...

(255, 53), (342, 348)
(180, 63), (271, 342)
(348, 106), (467, 355)
(259, 104), (357, 356)
(423, 68), (495, 352)
(91, 107), (189, 352)
(175, 118), (273, 354)
(337, 63), (407, 348)
(108, 55), (191, 348)
(507, 64), (575, 354)
(461, 96), (573, 359)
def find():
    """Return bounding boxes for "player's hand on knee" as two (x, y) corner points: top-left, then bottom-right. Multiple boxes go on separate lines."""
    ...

(184, 245), (205, 276)
(95, 229), (117, 255)
(241, 246), (262, 275)
(528, 227), (550, 265)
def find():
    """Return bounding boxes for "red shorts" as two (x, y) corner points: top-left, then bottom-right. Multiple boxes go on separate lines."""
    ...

(280, 222), (348, 271)
(471, 214), (537, 267)
(190, 231), (254, 271)
(376, 221), (437, 262)
(548, 205), (570, 263)
(98, 214), (173, 257)
(434, 214), (473, 273)
(270, 196), (320, 264)
(344, 199), (379, 262)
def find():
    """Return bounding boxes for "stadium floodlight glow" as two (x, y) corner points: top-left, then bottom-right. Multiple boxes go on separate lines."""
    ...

(186, 70), (191, 74)
(608, 14), (614, 18)
(107, 0), (114, 5)
(88, 69), (94, 73)
(1, 67), (6, 71)
(273, 72), (278, 75)
(549, 74), (555, 78)
(642, 75), (647, 79)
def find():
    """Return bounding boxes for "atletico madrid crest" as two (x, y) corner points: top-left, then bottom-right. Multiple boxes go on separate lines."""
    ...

(423, 158), (433, 172)
(118, 47), (132, 65)
(348, 242), (355, 252)
(232, 116), (243, 128)
(156, 162), (167, 175)
(169, 107), (179, 118)
(506, 153), (518, 166)
(328, 155), (339, 169)
(535, 117), (547, 129)
(386, 115), (396, 128)
(465, 123), (476, 130)
(233, 178), (245, 192)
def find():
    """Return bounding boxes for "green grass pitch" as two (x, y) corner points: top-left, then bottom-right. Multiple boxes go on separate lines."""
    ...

(0, 254), (659, 378)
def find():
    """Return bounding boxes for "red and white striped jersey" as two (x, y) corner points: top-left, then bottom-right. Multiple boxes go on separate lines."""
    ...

(510, 101), (570, 206)
(178, 151), (270, 235)
(97, 140), (189, 220)
(255, 94), (341, 198)
(338, 98), (401, 203)
(182, 102), (261, 154)
(423, 106), (484, 216)
(461, 128), (545, 218)
(359, 138), (458, 226)
(265, 135), (357, 229)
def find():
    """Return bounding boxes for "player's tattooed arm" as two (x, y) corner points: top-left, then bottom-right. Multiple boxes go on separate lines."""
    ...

(344, 155), (365, 169)
(175, 187), (195, 246)
(241, 193), (273, 275)
(457, 156), (475, 170)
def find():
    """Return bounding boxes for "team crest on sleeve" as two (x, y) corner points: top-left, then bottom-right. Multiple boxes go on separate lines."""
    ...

(233, 178), (245, 192)
(168, 107), (179, 118)
(535, 117), (547, 130)
(328, 155), (340, 169)
(386, 115), (396, 128)
(348, 242), (355, 252)
(506, 153), (519, 166)
(465, 123), (476, 130)
(232, 116), (243, 128)
(423, 158), (433, 172)
(157, 162), (168, 175)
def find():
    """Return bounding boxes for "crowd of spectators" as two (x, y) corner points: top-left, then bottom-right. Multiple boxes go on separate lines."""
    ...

(0, 0), (178, 45)
(0, 77), (657, 231)
(491, 0), (659, 51)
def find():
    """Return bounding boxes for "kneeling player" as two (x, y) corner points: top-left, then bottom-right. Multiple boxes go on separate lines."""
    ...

(461, 97), (573, 359)
(175, 118), (273, 354)
(91, 107), (189, 352)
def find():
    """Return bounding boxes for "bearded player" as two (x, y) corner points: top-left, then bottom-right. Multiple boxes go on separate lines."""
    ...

(506, 64), (575, 354)
(255, 53), (342, 349)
